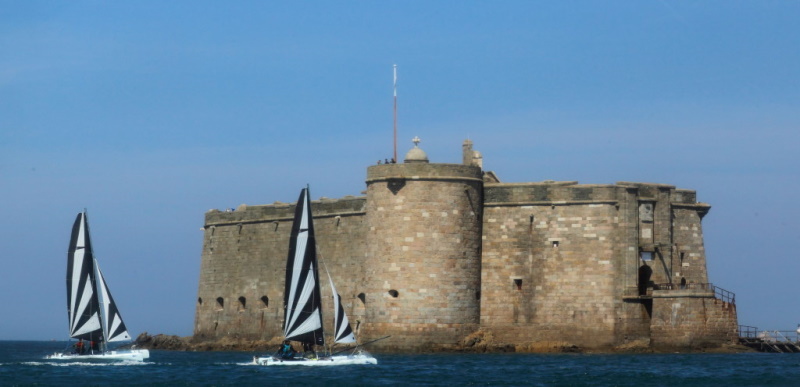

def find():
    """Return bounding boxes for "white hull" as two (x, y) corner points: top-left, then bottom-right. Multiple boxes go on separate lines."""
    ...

(254, 353), (377, 366)
(46, 349), (150, 362)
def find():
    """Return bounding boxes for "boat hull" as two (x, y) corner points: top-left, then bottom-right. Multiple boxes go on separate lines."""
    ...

(253, 354), (377, 366)
(46, 349), (150, 362)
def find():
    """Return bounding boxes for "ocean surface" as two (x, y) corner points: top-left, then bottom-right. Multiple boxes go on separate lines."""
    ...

(3, 341), (800, 386)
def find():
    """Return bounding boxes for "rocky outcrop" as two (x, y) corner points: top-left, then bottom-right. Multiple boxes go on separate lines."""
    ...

(133, 331), (750, 353)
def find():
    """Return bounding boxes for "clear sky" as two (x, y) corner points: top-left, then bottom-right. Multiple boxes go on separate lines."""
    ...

(2, 1), (798, 340)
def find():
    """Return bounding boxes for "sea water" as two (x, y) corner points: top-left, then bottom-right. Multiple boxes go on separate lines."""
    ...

(3, 341), (800, 386)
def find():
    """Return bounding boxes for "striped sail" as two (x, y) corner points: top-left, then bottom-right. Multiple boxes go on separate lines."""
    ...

(65, 211), (131, 346)
(328, 272), (356, 344)
(66, 212), (102, 341)
(96, 263), (131, 342)
(282, 188), (325, 346)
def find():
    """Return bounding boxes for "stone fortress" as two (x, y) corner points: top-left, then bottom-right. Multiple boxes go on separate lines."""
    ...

(193, 139), (738, 352)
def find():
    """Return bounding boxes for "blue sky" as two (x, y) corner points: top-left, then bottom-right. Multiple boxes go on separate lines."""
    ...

(2, 1), (798, 340)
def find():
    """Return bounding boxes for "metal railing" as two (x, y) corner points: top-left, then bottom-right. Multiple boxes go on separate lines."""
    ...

(714, 285), (735, 304)
(739, 325), (759, 339)
(739, 325), (800, 353)
(652, 283), (735, 305)
(740, 326), (799, 343)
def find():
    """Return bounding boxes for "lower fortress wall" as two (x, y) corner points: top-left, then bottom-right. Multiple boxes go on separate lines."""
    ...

(194, 143), (738, 352)
(650, 291), (739, 349)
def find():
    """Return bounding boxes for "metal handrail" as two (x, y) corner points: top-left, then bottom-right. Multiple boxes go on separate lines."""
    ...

(652, 283), (735, 305)
(739, 326), (800, 343)
(739, 325), (759, 338)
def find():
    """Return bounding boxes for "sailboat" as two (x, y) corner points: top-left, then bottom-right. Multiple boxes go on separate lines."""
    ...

(46, 211), (150, 362)
(253, 187), (377, 366)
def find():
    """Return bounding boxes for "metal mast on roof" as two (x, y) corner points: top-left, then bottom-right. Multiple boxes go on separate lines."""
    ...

(393, 64), (398, 163)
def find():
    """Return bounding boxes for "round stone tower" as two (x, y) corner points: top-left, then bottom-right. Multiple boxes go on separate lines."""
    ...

(361, 138), (483, 350)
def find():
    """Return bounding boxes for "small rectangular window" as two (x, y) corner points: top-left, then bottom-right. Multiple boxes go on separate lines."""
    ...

(514, 278), (523, 290)
(641, 252), (653, 261)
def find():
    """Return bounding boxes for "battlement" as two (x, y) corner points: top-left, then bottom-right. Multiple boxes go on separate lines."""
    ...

(485, 181), (705, 208)
(204, 195), (366, 227)
(366, 162), (482, 183)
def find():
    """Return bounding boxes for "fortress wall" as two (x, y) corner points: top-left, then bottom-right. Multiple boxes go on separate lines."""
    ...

(615, 186), (653, 345)
(194, 197), (367, 341)
(194, 210), (290, 340)
(480, 184), (624, 348)
(650, 292), (739, 348)
(361, 163), (483, 350)
(672, 205), (710, 286)
(191, 140), (734, 351)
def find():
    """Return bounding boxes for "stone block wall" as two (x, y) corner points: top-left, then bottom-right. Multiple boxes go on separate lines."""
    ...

(481, 183), (624, 347)
(650, 291), (739, 349)
(194, 196), (368, 341)
(361, 163), (483, 350)
(671, 205), (711, 286)
(193, 153), (735, 351)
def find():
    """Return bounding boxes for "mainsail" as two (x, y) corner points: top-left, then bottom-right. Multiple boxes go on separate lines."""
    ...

(66, 212), (102, 341)
(282, 188), (325, 346)
(65, 211), (131, 345)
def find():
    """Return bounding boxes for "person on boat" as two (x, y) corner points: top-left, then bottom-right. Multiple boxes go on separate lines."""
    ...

(90, 340), (99, 352)
(74, 340), (84, 354)
(277, 340), (296, 359)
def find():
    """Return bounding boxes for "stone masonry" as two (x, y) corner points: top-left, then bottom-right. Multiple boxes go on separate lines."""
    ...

(193, 139), (738, 351)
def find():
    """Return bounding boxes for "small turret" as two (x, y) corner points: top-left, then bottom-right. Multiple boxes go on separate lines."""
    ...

(462, 139), (483, 168)
(404, 136), (429, 163)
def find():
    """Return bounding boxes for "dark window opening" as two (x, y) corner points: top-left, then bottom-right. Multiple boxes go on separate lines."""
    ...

(197, 297), (203, 305)
(638, 265), (653, 296)
(260, 296), (269, 308)
(552, 241), (559, 248)
(514, 279), (523, 290)
(238, 296), (246, 310)
(388, 289), (399, 298)
(216, 297), (224, 310)
(357, 293), (366, 305)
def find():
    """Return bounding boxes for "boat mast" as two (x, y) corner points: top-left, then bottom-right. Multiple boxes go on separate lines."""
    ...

(84, 210), (106, 354)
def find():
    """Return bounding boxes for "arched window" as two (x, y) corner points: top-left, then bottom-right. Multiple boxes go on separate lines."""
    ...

(216, 297), (224, 310)
(238, 296), (246, 311)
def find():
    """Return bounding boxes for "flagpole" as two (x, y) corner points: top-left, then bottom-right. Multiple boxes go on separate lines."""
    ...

(393, 64), (397, 163)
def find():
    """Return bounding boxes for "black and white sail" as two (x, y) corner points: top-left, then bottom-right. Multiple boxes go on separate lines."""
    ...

(282, 188), (325, 346)
(66, 212), (103, 341)
(96, 263), (131, 342)
(328, 273), (356, 344)
(65, 211), (131, 345)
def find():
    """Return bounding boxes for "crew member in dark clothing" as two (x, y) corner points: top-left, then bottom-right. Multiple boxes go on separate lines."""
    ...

(277, 340), (296, 359)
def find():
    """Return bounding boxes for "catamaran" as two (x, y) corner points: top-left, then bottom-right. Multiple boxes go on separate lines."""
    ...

(46, 211), (149, 362)
(253, 187), (377, 366)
